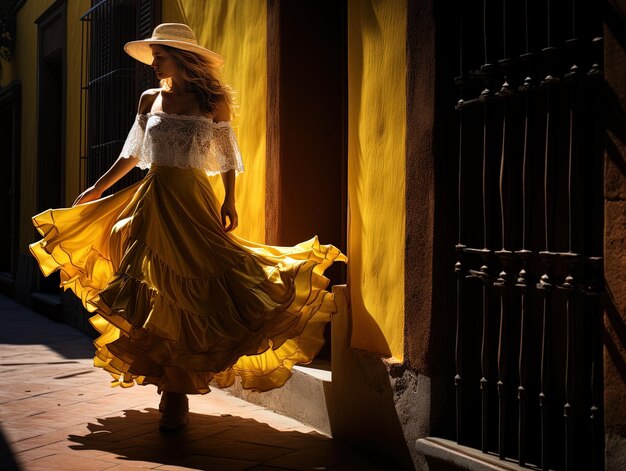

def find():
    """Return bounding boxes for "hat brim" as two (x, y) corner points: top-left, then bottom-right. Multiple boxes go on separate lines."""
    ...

(124, 39), (225, 67)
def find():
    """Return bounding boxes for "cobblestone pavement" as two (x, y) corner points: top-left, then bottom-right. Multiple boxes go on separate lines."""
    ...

(0, 294), (392, 471)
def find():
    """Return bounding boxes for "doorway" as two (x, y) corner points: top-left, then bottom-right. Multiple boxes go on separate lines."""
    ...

(33, 0), (67, 300)
(266, 0), (348, 362)
(0, 82), (21, 296)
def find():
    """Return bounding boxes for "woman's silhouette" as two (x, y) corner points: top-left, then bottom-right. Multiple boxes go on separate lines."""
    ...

(29, 23), (347, 432)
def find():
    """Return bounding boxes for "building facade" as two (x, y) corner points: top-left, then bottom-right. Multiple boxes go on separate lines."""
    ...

(1, 0), (624, 470)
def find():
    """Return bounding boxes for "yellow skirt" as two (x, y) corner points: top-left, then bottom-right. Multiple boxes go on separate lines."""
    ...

(29, 164), (347, 394)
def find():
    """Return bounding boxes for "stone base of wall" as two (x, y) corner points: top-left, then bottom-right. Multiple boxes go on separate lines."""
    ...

(61, 289), (99, 339)
(211, 362), (333, 436)
(216, 284), (432, 471)
(327, 285), (431, 471)
(14, 252), (38, 308)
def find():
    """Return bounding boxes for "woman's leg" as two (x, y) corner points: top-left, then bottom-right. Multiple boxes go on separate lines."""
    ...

(159, 390), (189, 432)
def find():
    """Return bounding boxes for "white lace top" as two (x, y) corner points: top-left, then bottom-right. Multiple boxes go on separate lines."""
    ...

(119, 111), (245, 176)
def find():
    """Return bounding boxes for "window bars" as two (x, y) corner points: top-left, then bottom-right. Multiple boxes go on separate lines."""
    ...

(452, 0), (604, 469)
(79, 0), (160, 195)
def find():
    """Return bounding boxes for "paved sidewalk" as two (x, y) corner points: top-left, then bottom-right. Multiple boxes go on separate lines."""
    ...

(0, 294), (390, 471)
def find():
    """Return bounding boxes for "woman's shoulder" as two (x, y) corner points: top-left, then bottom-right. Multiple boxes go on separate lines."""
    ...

(212, 96), (231, 123)
(137, 88), (161, 114)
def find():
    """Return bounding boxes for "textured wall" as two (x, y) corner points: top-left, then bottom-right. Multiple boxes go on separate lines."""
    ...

(64, 0), (91, 210)
(164, 0), (267, 243)
(15, 0), (56, 253)
(347, 0), (406, 361)
(603, 1), (626, 468)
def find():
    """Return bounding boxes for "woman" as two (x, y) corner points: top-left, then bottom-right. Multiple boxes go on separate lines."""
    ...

(29, 23), (347, 432)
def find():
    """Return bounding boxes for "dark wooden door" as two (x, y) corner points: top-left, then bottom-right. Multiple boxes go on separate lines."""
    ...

(445, 1), (605, 470)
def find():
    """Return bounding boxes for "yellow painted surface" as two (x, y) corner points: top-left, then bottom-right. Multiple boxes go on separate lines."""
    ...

(164, 0), (267, 243)
(16, 0), (266, 252)
(347, 0), (406, 361)
(65, 0), (91, 209)
(15, 0), (55, 252)
(14, 0), (89, 251)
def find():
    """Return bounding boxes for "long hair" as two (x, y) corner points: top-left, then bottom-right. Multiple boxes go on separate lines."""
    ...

(159, 45), (238, 119)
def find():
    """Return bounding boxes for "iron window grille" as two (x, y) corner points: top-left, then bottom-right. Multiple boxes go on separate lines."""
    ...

(79, 0), (161, 195)
(449, 1), (605, 470)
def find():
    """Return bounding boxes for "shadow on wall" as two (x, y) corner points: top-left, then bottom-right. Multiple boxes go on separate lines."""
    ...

(603, 286), (626, 423)
(324, 285), (428, 471)
(604, 4), (626, 468)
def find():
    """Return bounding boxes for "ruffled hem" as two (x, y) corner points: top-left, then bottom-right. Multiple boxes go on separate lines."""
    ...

(29, 165), (347, 394)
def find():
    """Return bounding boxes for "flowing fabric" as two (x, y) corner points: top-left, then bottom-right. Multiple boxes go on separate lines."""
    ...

(29, 164), (347, 394)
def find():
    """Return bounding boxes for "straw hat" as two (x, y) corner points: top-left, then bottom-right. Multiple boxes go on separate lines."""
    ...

(124, 23), (224, 67)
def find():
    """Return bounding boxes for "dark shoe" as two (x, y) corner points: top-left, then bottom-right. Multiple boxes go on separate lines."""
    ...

(159, 391), (189, 432)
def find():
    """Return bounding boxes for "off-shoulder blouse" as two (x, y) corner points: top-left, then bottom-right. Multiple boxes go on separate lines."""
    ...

(119, 111), (245, 176)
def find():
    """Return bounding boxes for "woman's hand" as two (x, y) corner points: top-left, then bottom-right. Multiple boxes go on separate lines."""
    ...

(221, 198), (239, 232)
(72, 185), (103, 207)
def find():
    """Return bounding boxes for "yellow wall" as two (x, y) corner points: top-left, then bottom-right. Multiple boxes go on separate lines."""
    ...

(14, 0), (90, 252)
(347, 0), (406, 361)
(163, 0), (267, 243)
(13, 0), (404, 361)
(15, 0), (266, 252)
(15, 0), (55, 253)
(65, 0), (91, 208)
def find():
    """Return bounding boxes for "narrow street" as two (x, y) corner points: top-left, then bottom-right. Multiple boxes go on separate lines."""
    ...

(0, 294), (389, 471)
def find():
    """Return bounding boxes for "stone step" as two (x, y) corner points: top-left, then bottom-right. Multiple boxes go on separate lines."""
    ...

(30, 291), (63, 322)
(0, 271), (15, 297)
(416, 437), (534, 471)
(212, 359), (333, 436)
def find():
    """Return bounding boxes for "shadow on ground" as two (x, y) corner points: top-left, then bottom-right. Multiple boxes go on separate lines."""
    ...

(0, 425), (21, 470)
(0, 295), (93, 360)
(67, 408), (390, 470)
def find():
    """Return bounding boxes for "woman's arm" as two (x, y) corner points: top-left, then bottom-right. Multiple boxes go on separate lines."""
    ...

(221, 168), (235, 202)
(72, 90), (157, 207)
(215, 98), (238, 232)
(72, 154), (139, 207)
(220, 169), (238, 232)
(72, 136), (141, 205)
(93, 155), (139, 193)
